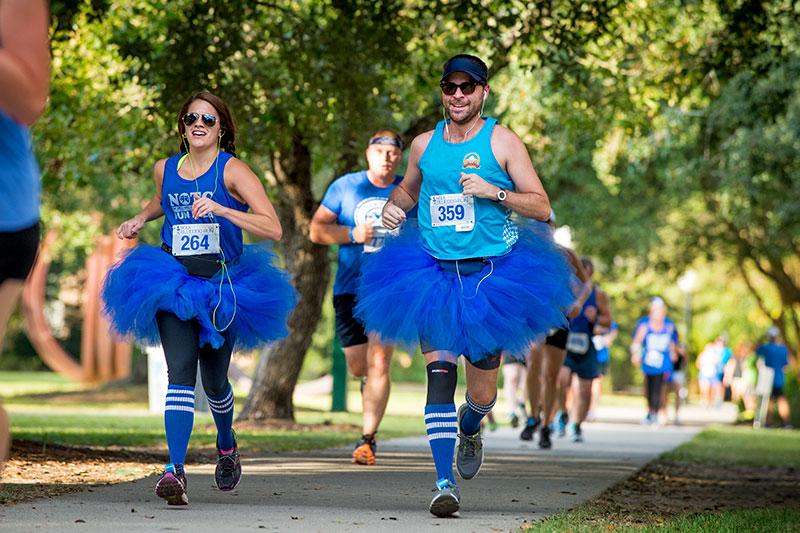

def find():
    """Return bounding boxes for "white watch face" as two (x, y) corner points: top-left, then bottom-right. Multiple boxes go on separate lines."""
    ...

(497, 190), (507, 201)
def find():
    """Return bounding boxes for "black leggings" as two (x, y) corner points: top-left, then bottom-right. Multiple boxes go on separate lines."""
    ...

(156, 311), (232, 397)
(645, 373), (664, 413)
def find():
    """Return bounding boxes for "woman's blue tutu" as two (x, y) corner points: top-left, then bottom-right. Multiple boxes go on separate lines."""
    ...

(102, 244), (297, 350)
(355, 224), (575, 361)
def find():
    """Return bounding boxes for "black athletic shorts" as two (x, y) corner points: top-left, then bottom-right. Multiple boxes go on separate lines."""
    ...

(333, 293), (368, 348)
(564, 347), (600, 380)
(771, 386), (784, 399)
(0, 222), (39, 283)
(545, 327), (568, 350)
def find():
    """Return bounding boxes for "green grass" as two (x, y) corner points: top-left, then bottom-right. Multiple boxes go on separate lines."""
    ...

(524, 508), (800, 532)
(7, 408), (422, 453)
(0, 371), (84, 397)
(525, 426), (800, 532)
(662, 425), (800, 469)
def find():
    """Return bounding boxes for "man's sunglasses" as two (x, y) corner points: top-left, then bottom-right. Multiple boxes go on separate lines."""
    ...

(182, 112), (217, 127)
(439, 81), (484, 96)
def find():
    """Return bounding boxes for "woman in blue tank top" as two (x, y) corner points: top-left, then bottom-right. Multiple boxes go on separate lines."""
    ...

(354, 54), (575, 517)
(102, 92), (296, 506)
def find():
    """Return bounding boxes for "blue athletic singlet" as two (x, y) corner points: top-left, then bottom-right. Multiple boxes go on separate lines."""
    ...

(160, 151), (248, 260)
(417, 118), (517, 260)
(0, 111), (40, 231)
(640, 318), (678, 375)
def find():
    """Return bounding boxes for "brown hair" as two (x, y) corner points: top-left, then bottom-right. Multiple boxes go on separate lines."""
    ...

(177, 91), (237, 157)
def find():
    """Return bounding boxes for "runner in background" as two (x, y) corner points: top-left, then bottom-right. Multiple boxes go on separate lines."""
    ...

(630, 297), (678, 425)
(661, 343), (688, 425)
(310, 129), (405, 465)
(757, 327), (792, 428)
(0, 0), (50, 471)
(588, 321), (618, 421)
(501, 353), (527, 428)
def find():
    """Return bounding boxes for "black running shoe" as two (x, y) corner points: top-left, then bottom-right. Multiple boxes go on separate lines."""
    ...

(510, 413), (520, 428)
(539, 425), (552, 449)
(215, 433), (242, 491)
(155, 464), (188, 505)
(520, 418), (540, 441)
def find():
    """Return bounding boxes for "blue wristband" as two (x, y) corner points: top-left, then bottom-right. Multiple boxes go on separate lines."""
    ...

(349, 227), (356, 243)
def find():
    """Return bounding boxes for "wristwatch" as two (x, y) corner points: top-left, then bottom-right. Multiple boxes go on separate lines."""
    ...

(495, 189), (507, 202)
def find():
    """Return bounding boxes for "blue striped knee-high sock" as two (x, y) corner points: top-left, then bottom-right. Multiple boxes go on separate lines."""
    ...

(460, 392), (496, 436)
(165, 384), (195, 465)
(425, 403), (458, 483)
(207, 383), (235, 451)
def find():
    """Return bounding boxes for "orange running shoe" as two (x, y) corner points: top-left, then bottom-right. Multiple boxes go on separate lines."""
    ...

(352, 434), (377, 465)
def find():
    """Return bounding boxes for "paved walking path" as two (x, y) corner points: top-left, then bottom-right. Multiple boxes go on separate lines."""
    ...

(1, 421), (702, 533)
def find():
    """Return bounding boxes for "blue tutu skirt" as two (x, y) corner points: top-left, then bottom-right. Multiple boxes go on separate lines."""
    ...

(102, 244), (297, 350)
(355, 224), (575, 361)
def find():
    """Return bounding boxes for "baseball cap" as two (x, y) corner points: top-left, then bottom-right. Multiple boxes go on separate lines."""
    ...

(767, 326), (780, 338)
(441, 55), (488, 83)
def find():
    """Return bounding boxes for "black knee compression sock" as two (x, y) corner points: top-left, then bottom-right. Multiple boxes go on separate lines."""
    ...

(425, 361), (458, 483)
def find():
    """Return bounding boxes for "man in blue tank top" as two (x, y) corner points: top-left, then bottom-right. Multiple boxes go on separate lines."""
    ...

(366, 54), (574, 517)
(557, 257), (612, 442)
(630, 297), (679, 425)
(310, 129), (405, 466)
(0, 0), (50, 470)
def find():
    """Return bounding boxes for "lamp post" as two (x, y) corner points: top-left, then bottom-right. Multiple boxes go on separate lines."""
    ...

(678, 270), (699, 350)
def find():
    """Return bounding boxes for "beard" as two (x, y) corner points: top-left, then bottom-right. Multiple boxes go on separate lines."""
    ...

(446, 99), (481, 125)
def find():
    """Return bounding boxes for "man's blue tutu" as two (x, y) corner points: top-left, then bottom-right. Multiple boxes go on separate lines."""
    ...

(355, 224), (575, 362)
(102, 244), (296, 350)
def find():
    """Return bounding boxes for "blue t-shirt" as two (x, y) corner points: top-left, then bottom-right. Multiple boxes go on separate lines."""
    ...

(757, 342), (789, 388)
(0, 111), (40, 231)
(321, 171), (403, 295)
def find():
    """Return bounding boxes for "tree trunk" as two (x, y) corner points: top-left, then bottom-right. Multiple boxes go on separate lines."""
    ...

(238, 135), (331, 421)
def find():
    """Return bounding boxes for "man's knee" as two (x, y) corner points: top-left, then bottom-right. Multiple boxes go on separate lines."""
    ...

(345, 344), (368, 377)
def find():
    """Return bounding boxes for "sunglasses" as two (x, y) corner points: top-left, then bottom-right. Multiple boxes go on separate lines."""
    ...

(439, 81), (484, 96)
(182, 112), (217, 128)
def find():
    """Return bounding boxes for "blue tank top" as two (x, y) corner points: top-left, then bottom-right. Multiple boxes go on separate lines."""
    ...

(0, 112), (40, 231)
(160, 151), (248, 260)
(570, 287), (597, 336)
(417, 118), (518, 260)
(641, 319), (677, 375)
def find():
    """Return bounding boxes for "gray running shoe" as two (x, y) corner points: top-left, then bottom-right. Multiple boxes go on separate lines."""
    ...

(455, 403), (484, 480)
(429, 479), (460, 517)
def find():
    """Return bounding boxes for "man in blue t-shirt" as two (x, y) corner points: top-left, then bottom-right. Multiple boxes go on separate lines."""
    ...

(757, 327), (792, 428)
(310, 129), (406, 466)
(0, 0), (50, 470)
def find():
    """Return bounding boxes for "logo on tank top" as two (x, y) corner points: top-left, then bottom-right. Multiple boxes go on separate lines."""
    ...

(168, 191), (213, 221)
(462, 152), (480, 169)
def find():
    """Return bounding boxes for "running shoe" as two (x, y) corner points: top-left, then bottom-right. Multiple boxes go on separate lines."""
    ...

(352, 434), (377, 465)
(510, 413), (520, 428)
(519, 417), (540, 441)
(155, 463), (188, 505)
(487, 419), (498, 432)
(557, 411), (569, 438)
(539, 425), (552, 449)
(215, 433), (242, 491)
(456, 404), (484, 480)
(429, 478), (460, 517)
(572, 422), (583, 443)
